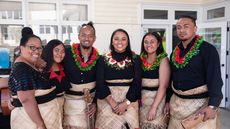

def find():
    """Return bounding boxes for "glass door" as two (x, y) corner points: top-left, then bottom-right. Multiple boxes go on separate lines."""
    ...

(142, 25), (172, 55)
(197, 22), (227, 107)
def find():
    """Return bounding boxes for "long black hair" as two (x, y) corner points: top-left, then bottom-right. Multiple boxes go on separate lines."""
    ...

(140, 32), (164, 56)
(41, 39), (65, 70)
(109, 28), (133, 60)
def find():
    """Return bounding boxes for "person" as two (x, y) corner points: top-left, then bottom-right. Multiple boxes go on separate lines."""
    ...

(41, 39), (71, 125)
(167, 15), (223, 129)
(8, 27), (62, 129)
(139, 32), (170, 129)
(63, 22), (99, 129)
(95, 28), (142, 129)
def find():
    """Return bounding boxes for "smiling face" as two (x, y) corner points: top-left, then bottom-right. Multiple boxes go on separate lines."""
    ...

(143, 34), (159, 55)
(53, 44), (65, 63)
(20, 37), (42, 63)
(176, 18), (197, 42)
(112, 31), (128, 53)
(78, 25), (96, 49)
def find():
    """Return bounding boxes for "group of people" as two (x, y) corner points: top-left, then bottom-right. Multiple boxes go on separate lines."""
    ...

(7, 15), (223, 129)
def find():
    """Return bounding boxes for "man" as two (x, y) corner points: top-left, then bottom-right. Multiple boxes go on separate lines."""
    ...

(63, 22), (99, 129)
(167, 16), (223, 129)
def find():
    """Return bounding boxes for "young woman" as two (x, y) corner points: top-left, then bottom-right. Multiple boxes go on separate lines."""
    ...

(8, 28), (62, 129)
(139, 32), (170, 129)
(41, 39), (70, 121)
(95, 29), (142, 129)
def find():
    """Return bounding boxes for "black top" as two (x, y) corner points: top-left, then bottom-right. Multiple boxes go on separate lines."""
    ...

(63, 46), (97, 84)
(48, 71), (71, 95)
(8, 62), (50, 96)
(167, 36), (223, 107)
(142, 68), (159, 79)
(95, 51), (142, 102)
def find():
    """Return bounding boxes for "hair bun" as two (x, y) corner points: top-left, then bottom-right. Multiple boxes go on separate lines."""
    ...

(21, 27), (33, 38)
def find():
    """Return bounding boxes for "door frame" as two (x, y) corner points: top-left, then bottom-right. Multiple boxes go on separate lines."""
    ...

(197, 22), (227, 107)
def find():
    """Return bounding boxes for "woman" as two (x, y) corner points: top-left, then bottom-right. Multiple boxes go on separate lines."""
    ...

(139, 32), (170, 129)
(8, 28), (62, 129)
(95, 29), (142, 129)
(41, 39), (70, 122)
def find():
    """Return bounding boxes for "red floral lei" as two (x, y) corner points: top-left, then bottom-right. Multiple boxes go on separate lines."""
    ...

(71, 43), (99, 71)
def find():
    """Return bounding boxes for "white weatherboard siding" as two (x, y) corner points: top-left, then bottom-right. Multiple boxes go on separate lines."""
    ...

(94, 0), (141, 54)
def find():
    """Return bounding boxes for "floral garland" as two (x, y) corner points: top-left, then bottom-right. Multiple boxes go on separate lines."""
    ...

(71, 43), (99, 71)
(103, 52), (132, 70)
(140, 52), (168, 71)
(172, 35), (204, 69)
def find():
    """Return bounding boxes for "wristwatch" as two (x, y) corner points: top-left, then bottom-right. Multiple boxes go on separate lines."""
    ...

(209, 105), (218, 111)
(126, 100), (131, 105)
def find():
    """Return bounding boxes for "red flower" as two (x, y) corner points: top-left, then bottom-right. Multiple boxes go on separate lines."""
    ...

(91, 55), (96, 60)
(80, 62), (87, 68)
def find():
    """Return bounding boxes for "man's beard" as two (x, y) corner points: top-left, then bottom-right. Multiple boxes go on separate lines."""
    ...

(180, 38), (188, 41)
(81, 44), (91, 49)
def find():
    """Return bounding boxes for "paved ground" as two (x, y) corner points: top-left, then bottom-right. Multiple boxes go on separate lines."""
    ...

(220, 108), (230, 129)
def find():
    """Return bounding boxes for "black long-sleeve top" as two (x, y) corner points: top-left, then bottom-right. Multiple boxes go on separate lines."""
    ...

(63, 45), (97, 84)
(167, 36), (223, 107)
(95, 51), (142, 102)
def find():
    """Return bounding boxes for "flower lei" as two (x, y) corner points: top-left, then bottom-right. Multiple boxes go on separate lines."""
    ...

(104, 52), (132, 70)
(71, 43), (99, 71)
(172, 35), (204, 69)
(140, 52), (168, 71)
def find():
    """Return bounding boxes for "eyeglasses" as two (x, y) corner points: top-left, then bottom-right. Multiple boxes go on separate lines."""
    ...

(25, 45), (43, 52)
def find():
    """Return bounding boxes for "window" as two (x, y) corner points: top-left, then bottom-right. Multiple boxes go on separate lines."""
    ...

(0, 25), (23, 46)
(144, 10), (168, 19)
(175, 11), (197, 20)
(29, 2), (56, 21)
(31, 25), (58, 45)
(63, 4), (88, 21)
(207, 7), (225, 19)
(0, 1), (22, 20)
(62, 25), (80, 45)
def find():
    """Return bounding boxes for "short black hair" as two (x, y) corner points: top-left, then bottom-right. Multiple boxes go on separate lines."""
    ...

(178, 15), (196, 26)
(79, 21), (96, 35)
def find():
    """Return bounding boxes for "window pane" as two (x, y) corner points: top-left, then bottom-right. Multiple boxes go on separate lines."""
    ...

(63, 4), (88, 21)
(144, 10), (168, 19)
(29, 3), (56, 21)
(207, 7), (225, 19)
(30, 25), (58, 45)
(0, 25), (23, 46)
(175, 11), (197, 20)
(62, 25), (80, 45)
(0, 1), (22, 20)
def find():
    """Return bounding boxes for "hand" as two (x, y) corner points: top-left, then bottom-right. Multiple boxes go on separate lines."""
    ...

(106, 95), (119, 114)
(163, 102), (170, 115)
(197, 106), (217, 122)
(35, 58), (46, 71)
(116, 101), (128, 115)
(147, 106), (157, 121)
(86, 103), (96, 118)
(7, 99), (14, 110)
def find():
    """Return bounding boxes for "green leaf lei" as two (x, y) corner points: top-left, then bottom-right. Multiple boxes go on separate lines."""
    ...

(140, 52), (168, 71)
(172, 35), (204, 69)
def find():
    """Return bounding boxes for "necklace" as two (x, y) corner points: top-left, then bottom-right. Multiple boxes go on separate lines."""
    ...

(49, 64), (65, 83)
(71, 43), (99, 71)
(104, 52), (132, 70)
(140, 52), (168, 71)
(172, 35), (204, 69)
